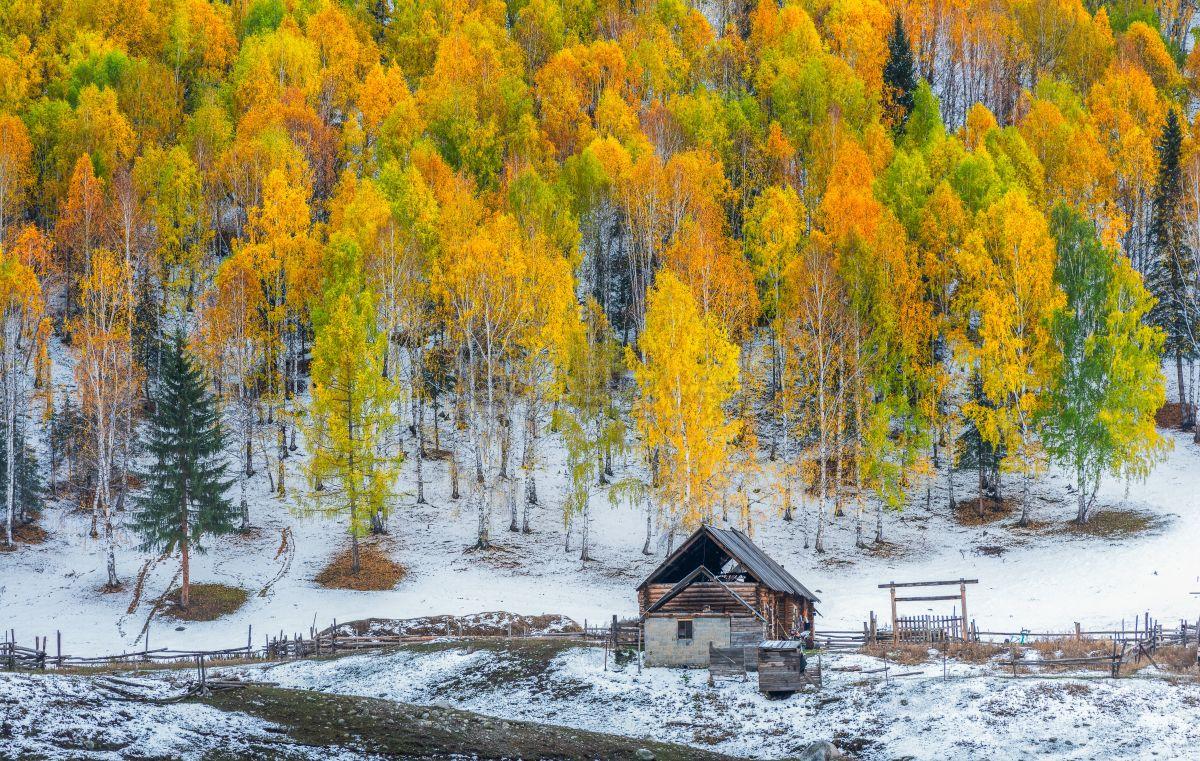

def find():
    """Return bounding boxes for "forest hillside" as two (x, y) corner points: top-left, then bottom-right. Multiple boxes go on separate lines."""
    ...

(0, 0), (1197, 631)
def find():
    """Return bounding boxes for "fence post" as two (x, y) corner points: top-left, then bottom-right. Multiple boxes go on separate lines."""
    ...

(636, 624), (642, 675)
(889, 586), (898, 644)
(959, 581), (968, 641)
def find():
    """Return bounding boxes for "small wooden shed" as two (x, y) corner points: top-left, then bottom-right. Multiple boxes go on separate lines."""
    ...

(637, 525), (819, 667)
(757, 640), (817, 694)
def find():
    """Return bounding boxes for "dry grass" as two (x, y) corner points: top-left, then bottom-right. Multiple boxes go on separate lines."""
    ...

(1137, 645), (1200, 674)
(315, 542), (407, 591)
(1022, 636), (1116, 671)
(162, 583), (249, 621)
(861, 640), (1007, 665)
(1027, 636), (1113, 659)
(1064, 509), (1157, 538)
(943, 641), (1007, 664)
(859, 642), (934, 665)
(952, 496), (1016, 525)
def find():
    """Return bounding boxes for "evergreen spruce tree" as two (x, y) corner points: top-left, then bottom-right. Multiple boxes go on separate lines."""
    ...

(1146, 108), (1198, 427)
(955, 374), (1005, 518)
(133, 332), (235, 609)
(0, 428), (42, 528)
(883, 14), (918, 129)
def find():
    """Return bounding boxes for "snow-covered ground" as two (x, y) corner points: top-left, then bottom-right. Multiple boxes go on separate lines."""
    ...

(0, 672), (359, 760)
(2, 341), (1198, 654)
(216, 642), (1200, 760)
(2, 424), (1197, 656)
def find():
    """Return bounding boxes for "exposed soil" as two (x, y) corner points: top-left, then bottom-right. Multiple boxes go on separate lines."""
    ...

(198, 684), (742, 760)
(1060, 509), (1159, 538)
(1155, 401), (1194, 430)
(952, 495), (1016, 525)
(0, 521), (48, 551)
(162, 583), (250, 621)
(315, 541), (406, 591)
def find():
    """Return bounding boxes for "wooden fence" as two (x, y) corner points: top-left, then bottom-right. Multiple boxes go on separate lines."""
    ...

(0, 618), (635, 674)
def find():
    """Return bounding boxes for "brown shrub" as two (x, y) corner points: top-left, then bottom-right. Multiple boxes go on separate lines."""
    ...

(163, 583), (249, 621)
(315, 542), (407, 591)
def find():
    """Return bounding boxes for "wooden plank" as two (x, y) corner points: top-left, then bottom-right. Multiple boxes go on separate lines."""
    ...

(894, 595), (965, 602)
(878, 579), (979, 589)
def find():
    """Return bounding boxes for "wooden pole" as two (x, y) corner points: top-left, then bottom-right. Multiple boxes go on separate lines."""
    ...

(637, 625), (642, 675)
(890, 586), (898, 644)
(959, 581), (968, 641)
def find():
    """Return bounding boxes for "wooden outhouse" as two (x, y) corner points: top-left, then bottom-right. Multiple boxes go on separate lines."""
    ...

(637, 525), (819, 667)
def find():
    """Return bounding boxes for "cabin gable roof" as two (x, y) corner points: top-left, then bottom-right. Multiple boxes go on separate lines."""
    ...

(638, 525), (820, 604)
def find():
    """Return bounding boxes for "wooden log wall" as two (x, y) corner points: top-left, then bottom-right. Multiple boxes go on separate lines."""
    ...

(641, 582), (760, 615)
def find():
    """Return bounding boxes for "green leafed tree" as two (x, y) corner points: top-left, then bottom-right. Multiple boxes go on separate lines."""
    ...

(133, 332), (236, 609)
(1042, 204), (1168, 524)
(303, 239), (400, 574)
(552, 298), (624, 561)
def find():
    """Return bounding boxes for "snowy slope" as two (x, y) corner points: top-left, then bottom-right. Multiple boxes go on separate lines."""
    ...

(0, 672), (350, 760)
(1, 343), (1198, 654)
(219, 643), (1200, 761)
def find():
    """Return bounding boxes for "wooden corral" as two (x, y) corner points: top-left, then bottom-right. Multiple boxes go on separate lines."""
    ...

(757, 640), (820, 693)
(637, 525), (819, 667)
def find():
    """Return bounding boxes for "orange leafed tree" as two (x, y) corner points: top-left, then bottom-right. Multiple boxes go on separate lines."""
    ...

(0, 113), (32, 241)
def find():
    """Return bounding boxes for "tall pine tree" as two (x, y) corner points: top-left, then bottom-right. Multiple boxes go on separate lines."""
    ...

(1146, 108), (1198, 427)
(883, 14), (918, 130)
(133, 332), (235, 609)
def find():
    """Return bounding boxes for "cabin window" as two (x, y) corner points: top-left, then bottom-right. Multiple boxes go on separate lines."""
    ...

(677, 620), (693, 641)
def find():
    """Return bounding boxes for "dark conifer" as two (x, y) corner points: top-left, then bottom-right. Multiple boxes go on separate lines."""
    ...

(133, 332), (235, 609)
(883, 14), (918, 129)
(955, 374), (1005, 518)
(1146, 108), (1198, 427)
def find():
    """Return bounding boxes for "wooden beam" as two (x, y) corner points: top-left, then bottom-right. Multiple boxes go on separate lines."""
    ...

(878, 579), (979, 589)
(894, 594), (965, 602)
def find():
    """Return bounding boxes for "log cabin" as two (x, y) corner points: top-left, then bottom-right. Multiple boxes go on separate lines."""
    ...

(637, 525), (819, 667)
